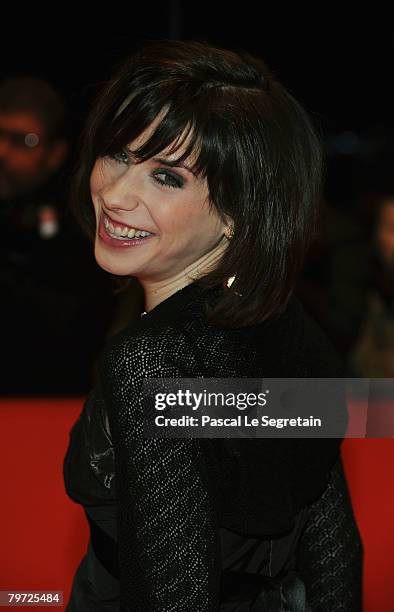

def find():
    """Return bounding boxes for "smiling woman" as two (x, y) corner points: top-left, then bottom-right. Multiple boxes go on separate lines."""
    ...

(64, 39), (362, 611)
(70, 37), (324, 326)
(88, 115), (229, 295)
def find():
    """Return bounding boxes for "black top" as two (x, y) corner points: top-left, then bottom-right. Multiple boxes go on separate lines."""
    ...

(63, 280), (362, 611)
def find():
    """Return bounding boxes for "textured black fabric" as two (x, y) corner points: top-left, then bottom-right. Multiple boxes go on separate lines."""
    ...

(64, 280), (362, 611)
(296, 458), (363, 611)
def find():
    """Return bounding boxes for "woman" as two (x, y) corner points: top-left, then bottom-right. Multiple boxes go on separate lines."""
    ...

(63, 40), (362, 611)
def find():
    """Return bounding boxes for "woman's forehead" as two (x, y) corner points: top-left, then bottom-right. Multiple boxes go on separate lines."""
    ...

(127, 120), (198, 165)
(111, 95), (200, 164)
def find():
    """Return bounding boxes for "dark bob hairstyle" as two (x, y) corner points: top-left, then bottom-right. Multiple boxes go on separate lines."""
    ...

(71, 39), (324, 328)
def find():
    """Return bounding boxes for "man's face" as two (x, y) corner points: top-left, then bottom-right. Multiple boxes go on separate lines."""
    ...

(0, 111), (55, 199)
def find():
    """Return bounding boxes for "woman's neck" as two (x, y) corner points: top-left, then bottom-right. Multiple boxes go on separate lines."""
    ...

(139, 236), (228, 312)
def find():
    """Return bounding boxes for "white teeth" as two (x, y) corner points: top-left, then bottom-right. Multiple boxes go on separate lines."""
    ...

(103, 215), (153, 239)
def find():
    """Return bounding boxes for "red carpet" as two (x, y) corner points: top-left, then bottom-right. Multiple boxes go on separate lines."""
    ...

(0, 398), (88, 610)
(0, 397), (393, 610)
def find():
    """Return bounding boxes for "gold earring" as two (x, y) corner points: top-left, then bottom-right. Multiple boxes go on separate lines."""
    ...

(225, 227), (234, 240)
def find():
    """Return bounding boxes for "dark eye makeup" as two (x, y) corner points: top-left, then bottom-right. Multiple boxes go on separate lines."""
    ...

(108, 150), (129, 165)
(106, 150), (184, 190)
(152, 171), (183, 189)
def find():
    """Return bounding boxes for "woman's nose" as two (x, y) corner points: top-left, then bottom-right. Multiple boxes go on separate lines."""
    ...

(99, 168), (141, 213)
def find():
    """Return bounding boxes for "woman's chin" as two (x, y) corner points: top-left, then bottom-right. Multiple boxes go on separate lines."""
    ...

(93, 249), (135, 277)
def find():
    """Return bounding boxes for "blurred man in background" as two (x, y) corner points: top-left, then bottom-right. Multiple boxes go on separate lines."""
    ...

(0, 77), (115, 395)
(0, 77), (68, 201)
(350, 195), (394, 377)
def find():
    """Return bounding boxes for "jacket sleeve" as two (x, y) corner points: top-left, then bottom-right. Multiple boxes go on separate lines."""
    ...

(295, 456), (363, 611)
(99, 327), (221, 612)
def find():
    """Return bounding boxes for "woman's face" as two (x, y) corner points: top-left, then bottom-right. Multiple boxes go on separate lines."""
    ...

(90, 121), (227, 282)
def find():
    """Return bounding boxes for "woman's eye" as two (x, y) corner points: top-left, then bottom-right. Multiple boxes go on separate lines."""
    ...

(104, 154), (183, 189)
(153, 171), (183, 189)
(107, 150), (129, 164)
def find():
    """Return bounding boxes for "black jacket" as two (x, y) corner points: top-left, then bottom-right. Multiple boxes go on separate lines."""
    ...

(64, 280), (362, 610)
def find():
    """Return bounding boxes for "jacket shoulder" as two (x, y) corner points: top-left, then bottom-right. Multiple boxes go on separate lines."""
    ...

(100, 320), (204, 380)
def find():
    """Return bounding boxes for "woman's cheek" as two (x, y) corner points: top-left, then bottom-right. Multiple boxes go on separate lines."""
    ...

(90, 159), (109, 192)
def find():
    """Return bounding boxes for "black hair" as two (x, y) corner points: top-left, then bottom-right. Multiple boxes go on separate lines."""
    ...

(71, 39), (324, 328)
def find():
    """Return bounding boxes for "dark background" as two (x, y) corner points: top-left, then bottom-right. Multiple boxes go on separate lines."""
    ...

(2, 5), (394, 205)
(1, 8), (392, 125)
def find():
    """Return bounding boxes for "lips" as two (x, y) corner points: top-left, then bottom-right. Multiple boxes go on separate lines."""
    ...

(98, 213), (156, 248)
(102, 210), (154, 234)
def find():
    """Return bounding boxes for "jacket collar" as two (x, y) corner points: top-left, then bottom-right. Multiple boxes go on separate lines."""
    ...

(126, 279), (223, 331)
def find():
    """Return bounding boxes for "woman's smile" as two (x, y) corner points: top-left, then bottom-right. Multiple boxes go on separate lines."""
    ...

(98, 211), (157, 248)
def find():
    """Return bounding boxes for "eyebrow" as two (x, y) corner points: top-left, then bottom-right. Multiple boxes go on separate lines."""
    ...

(151, 157), (197, 177)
